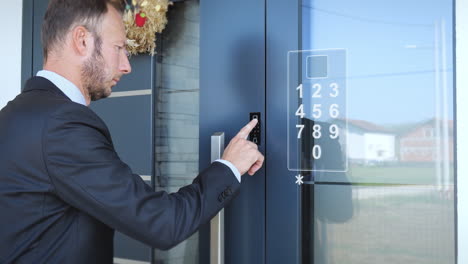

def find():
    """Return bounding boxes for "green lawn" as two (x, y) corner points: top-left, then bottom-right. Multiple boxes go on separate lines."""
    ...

(314, 192), (456, 264)
(308, 164), (456, 264)
(344, 164), (455, 185)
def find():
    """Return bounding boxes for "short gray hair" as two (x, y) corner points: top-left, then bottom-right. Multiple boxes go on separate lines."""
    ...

(41, 0), (124, 60)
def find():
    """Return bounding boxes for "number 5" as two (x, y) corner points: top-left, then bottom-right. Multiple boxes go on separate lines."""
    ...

(312, 104), (322, 119)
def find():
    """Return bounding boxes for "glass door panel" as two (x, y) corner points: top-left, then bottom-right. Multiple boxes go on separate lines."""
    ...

(153, 1), (201, 263)
(297, 0), (455, 263)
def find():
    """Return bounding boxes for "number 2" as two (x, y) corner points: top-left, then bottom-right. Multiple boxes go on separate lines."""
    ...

(312, 83), (322, 98)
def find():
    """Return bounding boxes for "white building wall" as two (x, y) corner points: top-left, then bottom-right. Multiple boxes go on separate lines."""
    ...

(347, 132), (365, 161)
(364, 133), (395, 162)
(0, 2), (23, 109)
(346, 131), (396, 163)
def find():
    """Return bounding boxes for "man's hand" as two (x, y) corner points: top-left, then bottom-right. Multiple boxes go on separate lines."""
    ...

(221, 119), (265, 176)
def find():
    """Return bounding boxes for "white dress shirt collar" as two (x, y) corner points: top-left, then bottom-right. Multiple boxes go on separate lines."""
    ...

(36, 70), (87, 106)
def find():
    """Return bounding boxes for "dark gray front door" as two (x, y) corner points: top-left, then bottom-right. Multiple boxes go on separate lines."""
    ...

(199, 0), (266, 263)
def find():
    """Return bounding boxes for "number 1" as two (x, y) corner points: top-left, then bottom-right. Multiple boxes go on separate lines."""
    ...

(296, 84), (303, 99)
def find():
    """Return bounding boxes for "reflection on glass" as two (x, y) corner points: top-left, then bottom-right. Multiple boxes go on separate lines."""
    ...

(305, 185), (455, 264)
(296, 0), (454, 185)
(153, 1), (201, 263)
(298, 0), (455, 263)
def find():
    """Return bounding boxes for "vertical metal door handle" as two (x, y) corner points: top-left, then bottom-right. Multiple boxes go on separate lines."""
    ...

(210, 132), (225, 264)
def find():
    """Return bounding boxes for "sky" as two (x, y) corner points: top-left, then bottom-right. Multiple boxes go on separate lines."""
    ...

(299, 0), (454, 125)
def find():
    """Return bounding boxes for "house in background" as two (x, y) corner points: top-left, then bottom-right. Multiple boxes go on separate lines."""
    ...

(398, 118), (454, 163)
(336, 119), (396, 165)
(336, 118), (455, 165)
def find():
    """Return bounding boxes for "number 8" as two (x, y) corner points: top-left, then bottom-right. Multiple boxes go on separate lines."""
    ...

(313, 124), (321, 139)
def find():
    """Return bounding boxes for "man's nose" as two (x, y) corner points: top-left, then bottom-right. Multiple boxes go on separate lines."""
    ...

(120, 55), (132, 74)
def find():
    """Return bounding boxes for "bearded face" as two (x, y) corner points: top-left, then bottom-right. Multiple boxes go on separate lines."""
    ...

(79, 9), (131, 102)
(81, 36), (114, 101)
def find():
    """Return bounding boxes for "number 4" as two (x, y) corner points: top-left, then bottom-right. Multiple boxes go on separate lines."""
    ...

(296, 104), (305, 118)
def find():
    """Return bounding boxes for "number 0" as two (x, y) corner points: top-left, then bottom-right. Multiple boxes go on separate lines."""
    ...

(312, 145), (322, 159)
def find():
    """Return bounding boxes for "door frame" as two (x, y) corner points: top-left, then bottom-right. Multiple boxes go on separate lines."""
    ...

(456, 0), (467, 262)
(265, 0), (301, 263)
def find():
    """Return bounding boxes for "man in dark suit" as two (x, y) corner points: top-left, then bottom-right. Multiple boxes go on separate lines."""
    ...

(0, 0), (264, 263)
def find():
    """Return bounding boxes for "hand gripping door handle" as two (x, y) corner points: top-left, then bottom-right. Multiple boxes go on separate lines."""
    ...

(211, 132), (225, 264)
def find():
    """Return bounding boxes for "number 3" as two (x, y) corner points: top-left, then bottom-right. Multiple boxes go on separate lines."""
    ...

(330, 83), (339, 97)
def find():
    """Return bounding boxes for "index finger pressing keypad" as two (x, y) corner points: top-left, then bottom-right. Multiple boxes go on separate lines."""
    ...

(236, 118), (258, 139)
(248, 112), (261, 145)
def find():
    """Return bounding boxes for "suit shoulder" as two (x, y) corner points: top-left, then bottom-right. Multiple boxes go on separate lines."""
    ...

(49, 100), (99, 120)
(45, 102), (112, 143)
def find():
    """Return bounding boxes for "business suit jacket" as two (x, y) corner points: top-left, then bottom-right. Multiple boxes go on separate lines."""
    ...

(0, 77), (240, 263)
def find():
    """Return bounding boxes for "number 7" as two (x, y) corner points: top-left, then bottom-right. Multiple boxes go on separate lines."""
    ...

(296, 124), (305, 139)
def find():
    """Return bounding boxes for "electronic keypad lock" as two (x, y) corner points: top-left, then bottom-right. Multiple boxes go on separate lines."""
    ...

(249, 112), (261, 145)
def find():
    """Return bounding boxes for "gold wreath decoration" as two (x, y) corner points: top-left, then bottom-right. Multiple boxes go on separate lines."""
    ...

(123, 0), (172, 55)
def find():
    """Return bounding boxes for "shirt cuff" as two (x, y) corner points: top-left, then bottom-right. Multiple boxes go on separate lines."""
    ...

(215, 159), (241, 183)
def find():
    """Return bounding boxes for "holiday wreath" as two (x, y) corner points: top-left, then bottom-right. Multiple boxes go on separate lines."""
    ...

(123, 0), (172, 55)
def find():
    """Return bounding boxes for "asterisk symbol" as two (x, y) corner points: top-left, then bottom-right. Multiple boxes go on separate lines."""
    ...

(295, 174), (304, 185)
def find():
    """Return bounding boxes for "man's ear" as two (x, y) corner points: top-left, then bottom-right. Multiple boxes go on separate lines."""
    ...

(71, 26), (93, 57)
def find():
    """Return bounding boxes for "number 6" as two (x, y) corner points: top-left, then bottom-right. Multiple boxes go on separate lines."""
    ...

(329, 104), (339, 118)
